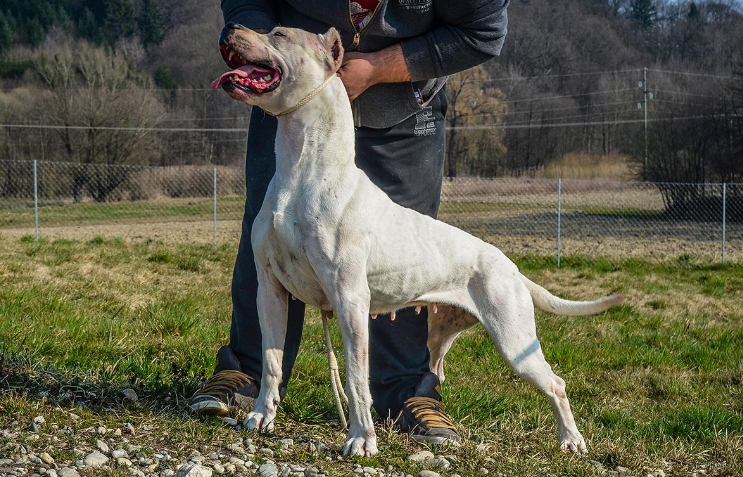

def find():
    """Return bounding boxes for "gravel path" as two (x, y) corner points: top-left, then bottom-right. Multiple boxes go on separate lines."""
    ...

(1, 414), (471, 477)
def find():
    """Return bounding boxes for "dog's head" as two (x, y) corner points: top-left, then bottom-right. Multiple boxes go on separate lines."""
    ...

(211, 24), (343, 114)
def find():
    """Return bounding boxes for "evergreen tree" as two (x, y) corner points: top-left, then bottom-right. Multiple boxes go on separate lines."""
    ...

(139, 0), (165, 48)
(0, 11), (13, 54)
(77, 8), (106, 44)
(629, 0), (658, 30)
(103, 0), (137, 45)
(687, 1), (701, 20)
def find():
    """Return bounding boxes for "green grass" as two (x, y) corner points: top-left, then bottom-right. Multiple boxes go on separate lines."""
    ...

(1, 237), (742, 475)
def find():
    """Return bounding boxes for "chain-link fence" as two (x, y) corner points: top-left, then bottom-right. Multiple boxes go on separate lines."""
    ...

(2, 160), (742, 263)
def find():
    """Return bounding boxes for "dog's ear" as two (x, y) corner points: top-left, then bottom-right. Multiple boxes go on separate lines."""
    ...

(320, 28), (343, 72)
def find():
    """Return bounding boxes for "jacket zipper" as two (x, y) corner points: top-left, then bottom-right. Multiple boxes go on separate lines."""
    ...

(348, 1), (383, 125)
(348, 1), (382, 51)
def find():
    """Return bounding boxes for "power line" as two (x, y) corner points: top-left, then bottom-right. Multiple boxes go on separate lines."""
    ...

(462, 68), (642, 83)
(449, 113), (737, 131)
(502, 88), (637, 104)
(496, 100), (638, 117)
(648, 69), (741, 81)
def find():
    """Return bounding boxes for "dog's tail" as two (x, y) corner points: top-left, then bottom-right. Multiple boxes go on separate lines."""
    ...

(519, 273), (624, 316)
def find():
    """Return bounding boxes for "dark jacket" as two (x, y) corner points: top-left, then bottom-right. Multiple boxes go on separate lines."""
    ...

(219, 0), (509, 128)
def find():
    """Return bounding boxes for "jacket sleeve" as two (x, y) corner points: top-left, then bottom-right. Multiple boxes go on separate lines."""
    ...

(220, 0), (278, 31)
(399, 0), (509, 81)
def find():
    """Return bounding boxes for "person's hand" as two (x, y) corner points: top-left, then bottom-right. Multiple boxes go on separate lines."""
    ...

(338, 51), (378, 102)
(337, 44), (411, 102)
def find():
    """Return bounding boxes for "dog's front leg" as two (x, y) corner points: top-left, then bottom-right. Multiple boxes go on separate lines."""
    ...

(245, 268), (288, 432)
(336, 298), (377, 456)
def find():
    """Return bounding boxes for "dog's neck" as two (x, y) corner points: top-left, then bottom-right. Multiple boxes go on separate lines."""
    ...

(273, 76), (356, 180)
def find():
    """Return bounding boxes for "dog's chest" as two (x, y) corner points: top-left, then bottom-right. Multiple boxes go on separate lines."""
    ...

(258, 203), (332, 309)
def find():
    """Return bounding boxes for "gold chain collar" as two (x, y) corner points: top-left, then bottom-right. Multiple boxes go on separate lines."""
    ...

(269, 73), (338, 117)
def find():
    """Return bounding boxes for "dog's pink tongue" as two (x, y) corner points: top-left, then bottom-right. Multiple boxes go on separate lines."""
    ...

(211, 64), (275, 89)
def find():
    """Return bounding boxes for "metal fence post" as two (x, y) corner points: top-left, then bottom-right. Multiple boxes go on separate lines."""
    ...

(34, 160), (39, 241)
(722, 183), (726, 264)
(213, 167), (218, 249)
(557, 178), (562, 267)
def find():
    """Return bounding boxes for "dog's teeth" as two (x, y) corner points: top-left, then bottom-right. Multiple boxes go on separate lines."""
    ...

(414, 306), (422, 315)
(228, 50), (235, 61)
(262, 74), (272, 81)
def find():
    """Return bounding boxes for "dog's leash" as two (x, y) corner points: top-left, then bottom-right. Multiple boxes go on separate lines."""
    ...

(322, 310), (349, 429)
(271, 74), (338, 117)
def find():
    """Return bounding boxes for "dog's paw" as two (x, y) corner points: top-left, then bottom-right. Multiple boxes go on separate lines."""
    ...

(342, 436), (378, 456)
(244, 412), (274, 432)
(559, 433), (587, 454)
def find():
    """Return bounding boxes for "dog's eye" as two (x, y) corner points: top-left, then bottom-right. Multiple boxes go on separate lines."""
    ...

(273, 31), (285, 37)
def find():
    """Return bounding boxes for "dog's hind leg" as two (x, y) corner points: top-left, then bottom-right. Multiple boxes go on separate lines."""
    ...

(477, 274), (587, 453)
(427, 305), (478, 383)
(245, 269), (289, 433)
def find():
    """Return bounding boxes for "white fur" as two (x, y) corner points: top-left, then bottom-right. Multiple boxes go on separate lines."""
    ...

(219, 26), (623, 457)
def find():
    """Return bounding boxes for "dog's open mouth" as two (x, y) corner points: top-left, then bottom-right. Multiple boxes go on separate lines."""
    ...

(211, 45), (282, 93)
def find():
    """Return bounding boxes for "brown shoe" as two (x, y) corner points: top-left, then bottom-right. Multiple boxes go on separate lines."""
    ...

(188, 346), (259, 416)
(394, 373), (460, 444)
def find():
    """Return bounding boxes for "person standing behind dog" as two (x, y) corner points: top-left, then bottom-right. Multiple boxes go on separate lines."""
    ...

(190, 0), (509, 444)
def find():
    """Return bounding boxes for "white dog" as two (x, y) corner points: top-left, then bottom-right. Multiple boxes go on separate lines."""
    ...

(212, 24), (623, 457)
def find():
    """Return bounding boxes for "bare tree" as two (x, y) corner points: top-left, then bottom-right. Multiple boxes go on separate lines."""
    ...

(34, 35), (164, 201)
(445, 66), (506, 178)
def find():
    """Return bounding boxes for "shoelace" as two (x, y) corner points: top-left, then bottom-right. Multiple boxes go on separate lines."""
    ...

(403, 396), (457, 431)
(193, 369), (254, 398)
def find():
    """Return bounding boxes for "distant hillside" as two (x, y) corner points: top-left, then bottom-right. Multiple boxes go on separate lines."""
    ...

(0, 0), (165, 52)
(0, 0), (741, 184)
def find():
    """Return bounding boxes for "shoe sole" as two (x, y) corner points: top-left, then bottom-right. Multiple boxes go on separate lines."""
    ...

(411, 434), (461, 445)
(189, 399), (229, 416)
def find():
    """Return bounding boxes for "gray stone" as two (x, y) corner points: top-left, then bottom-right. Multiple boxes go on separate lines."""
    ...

(112, 449), (129, 459)
(423, 458), (450, 470)
(259, 463), (279, 477)
(176, 464), (213, 477)
(222, 418), (238, 427)
(225, 443), (243, 453)
(116, 457), (133, 467)
(57, 468), (81, 477)
(122, 388), (139, 402)
(417, 471), (441, 477)
(407, 451), (435, 463)
(39, 453), (54, 464)
(83, 451), (109, 467)
(96, 439), (110, 454)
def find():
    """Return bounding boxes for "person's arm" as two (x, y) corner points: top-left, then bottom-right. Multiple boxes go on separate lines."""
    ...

(220, 0), (277, 31)
(400, 0), (510, 81)
(338, 0), (509, 101)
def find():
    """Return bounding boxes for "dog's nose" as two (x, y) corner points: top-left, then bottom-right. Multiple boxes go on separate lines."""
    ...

(220, 22), (244, 45)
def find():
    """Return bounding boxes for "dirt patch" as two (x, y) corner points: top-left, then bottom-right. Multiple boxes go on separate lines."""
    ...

(0, 219), (243, 246)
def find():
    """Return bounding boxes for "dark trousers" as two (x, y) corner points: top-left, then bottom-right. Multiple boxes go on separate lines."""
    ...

(229, 91), (447, 418)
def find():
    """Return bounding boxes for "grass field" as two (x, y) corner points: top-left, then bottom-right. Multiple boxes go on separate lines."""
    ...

(1, 236), (742, 476)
